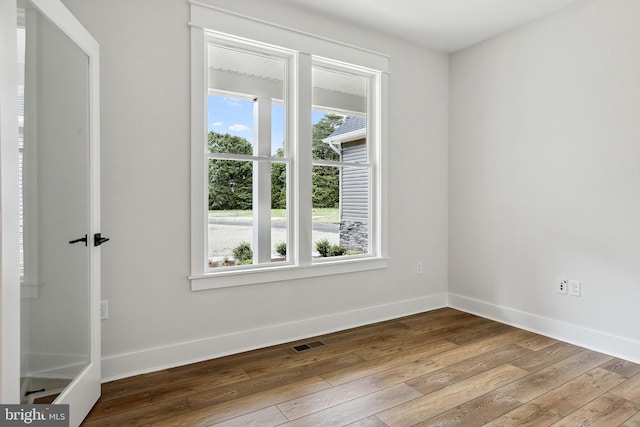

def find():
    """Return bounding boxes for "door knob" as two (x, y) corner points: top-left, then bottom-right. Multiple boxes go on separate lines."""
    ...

(69, 234), (88, 246)
(94, 233), (110, 247)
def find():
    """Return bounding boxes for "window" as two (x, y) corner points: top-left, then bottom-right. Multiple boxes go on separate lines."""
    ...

(190, 4), (389, 289)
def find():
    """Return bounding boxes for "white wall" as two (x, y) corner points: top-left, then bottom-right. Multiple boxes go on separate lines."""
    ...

(449, 0), (640, 362)
(60, 0), (449, 380)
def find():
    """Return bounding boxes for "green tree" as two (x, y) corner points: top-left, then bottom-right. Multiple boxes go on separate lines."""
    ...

(208, 113), (344, 211)
(312, 113), (343, 208)
(312, 113), (343, 161)
(208, 132), (253, 210)
(271, 147), (286, 209)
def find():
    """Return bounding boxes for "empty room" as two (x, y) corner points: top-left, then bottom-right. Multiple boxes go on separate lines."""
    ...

(1, 0), (639, 425)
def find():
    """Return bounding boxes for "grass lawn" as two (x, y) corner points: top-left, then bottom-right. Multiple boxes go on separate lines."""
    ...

(209, 208), (339, 224)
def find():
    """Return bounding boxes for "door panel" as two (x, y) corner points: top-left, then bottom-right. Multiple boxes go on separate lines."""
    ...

(23, 2), (91, 380)
(18, 0), (101, 425)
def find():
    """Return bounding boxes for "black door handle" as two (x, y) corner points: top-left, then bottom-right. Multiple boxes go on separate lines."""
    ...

(69, 234), (88, 246)
(94, 233), (110, 247)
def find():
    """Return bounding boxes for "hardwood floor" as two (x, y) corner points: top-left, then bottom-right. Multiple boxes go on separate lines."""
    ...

(82, 308), (640, 426)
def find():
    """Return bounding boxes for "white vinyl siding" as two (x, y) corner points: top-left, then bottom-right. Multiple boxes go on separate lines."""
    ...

(340, 140), (368, 221)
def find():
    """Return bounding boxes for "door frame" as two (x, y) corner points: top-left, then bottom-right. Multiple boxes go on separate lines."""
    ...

(0, 0), (22, 404)
(0, 0), (101, 423)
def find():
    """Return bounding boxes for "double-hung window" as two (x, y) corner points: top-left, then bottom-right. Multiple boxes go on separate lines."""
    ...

(189, 3), (389, 289)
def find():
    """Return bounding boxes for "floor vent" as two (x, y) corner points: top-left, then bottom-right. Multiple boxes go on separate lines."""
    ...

(292, 340), (326, 353)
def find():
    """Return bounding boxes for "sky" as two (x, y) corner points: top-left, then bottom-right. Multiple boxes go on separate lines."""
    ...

(208, 95), (327, 154)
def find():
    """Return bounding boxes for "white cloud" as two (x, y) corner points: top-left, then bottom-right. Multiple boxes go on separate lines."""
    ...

(211, 121), (223, 127)
(229, 124), (250, 132)
(224, 98), (241, 107)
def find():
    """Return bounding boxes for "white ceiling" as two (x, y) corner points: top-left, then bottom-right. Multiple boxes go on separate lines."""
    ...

(277, 0), (586, 52)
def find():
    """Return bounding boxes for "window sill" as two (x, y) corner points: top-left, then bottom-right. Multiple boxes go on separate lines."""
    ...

(189, 256), (389, 291)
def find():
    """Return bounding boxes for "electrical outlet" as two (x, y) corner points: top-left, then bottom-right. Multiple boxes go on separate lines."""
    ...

(416, 261), (423, 275)
(569, 280), (581, 297)
(100, 300), (109, 320)
(557, 277), (568, 294)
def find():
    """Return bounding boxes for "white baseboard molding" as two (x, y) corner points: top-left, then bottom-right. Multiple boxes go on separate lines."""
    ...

(449, 293), (640, 365)
(101, 293), (447, 382)
(25, 352), (87, 380)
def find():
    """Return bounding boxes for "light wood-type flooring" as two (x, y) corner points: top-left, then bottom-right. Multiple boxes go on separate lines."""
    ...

(82, 308), (640, 426)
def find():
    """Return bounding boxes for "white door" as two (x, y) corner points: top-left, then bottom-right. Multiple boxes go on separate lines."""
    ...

(15, 1), (102, 425)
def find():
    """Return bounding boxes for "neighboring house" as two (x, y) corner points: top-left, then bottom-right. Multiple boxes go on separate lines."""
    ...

(322, 116), (368, 253)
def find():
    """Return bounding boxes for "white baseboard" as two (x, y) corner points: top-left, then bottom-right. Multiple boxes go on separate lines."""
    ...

(101, 293), (448, 382)
(25, 352), (87, 379)
(449, 293), (640, 365)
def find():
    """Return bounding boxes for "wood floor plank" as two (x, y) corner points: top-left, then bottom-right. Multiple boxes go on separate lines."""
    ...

(601, 358), (640, 379)
(488, 367), (627, 426)
(409, 350), (613, 427)
(345, 415), (390, 427)
(82, 397), (191, 427)
(279, 383), (422, 426)
(611, 372), (640, 404)
(278, 356), (441, 420)
(406, 344), (532, 395)
(445, 320), (515, 346)
(377, 364), (528, 427)
(621, 410), (640, 426)
(428, 328), (535, 366)
(352, 317), (492, 361)
(98, 365), (250, 403)
(147, 376), (331, 427)
(209, 405), (287, 427)
(510, 341), (583, 372)
(314, 320), (411, 348)
(188, 351), (365, 410)
(87, 367), (251, 420)
(514, 334), (558, 351)
(483, 402), (561, 427)
(321, 339), (457, 386)
(101, 347), (282, 401)
(549, 392), (640, 427)
(412, 389), (523, 427)
(496, 350), (613, 404)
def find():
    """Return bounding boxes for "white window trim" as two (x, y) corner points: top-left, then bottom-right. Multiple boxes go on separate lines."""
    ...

(189, 2), (389, 290)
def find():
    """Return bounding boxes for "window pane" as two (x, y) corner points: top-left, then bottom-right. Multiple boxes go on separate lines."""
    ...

(339, 165), (370, 255)
(312, 111), (343, 161)
(312, 63), (371, 259)
(312, 65), (368, 161)
(208, 95), (254, 152)
(311, 165), (340, 257)
(271, 162), (287, 261)
(272, 102), (285, 156)
(208, 159), (253, 267)
(208, 159), (289, 267)
(312, 165), (370, 258)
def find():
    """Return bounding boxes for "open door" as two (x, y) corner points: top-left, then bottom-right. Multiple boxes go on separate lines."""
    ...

(16, 0), (102, 425)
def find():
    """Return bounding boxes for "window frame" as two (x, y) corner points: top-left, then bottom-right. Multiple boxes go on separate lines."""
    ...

(189, 2), (389, 290)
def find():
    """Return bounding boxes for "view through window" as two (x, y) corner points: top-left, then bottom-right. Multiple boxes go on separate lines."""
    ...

(190, 9), (387, 286)
(205, 42), (374, 270)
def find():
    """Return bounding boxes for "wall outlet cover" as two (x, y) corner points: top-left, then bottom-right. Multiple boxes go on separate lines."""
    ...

(569, 280), (581, 297)
(557, 277), (568, 294)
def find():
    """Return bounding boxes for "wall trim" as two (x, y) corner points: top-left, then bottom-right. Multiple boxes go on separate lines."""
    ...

(449, 293), (640, 365)
(101, 293), (447, 382)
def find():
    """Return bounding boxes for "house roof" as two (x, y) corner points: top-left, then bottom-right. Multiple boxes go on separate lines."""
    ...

(323, 116), (366, 144)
